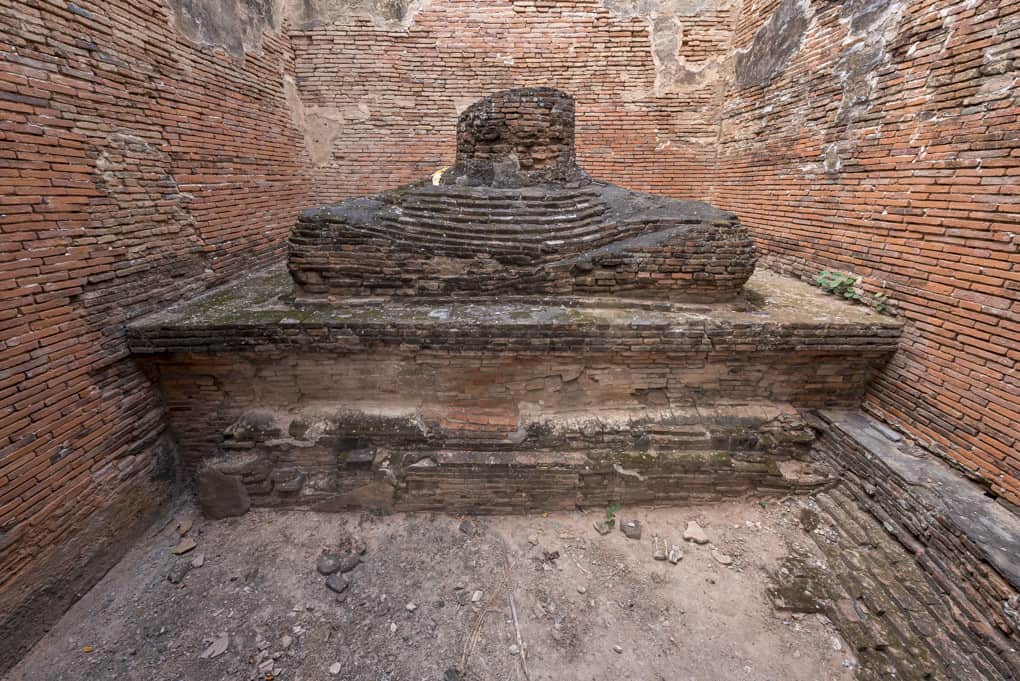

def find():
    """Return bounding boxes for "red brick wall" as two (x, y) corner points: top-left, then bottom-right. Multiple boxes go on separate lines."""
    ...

(0, 0), (311, 665)
(713, 0), (1020, 504)
(290, 0), (738, 201)
(2, 0), (1017, 665)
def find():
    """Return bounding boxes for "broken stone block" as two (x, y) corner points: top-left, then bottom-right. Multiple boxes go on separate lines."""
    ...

(621, 520), (642, 540)
(683, 521), (709, 545)
(325, 573), (349, 594)
(652, 535), (667, 560)
(196, 466), (251, 519)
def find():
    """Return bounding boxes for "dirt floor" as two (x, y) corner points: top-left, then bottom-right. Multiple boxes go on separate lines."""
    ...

(8, 498), (857, 681)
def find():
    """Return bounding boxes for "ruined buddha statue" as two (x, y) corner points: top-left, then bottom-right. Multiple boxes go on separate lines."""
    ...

(288, 87), (757, 301)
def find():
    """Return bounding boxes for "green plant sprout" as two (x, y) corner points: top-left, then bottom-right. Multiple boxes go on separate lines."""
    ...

(605, 500), (622, 529)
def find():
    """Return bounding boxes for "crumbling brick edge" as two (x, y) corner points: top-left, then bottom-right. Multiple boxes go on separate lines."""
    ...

(808, 409), (1020, 674)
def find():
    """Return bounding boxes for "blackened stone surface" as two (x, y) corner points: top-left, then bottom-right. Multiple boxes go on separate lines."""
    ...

(287, 88), (758, 301)
(734, 0), (811, 88)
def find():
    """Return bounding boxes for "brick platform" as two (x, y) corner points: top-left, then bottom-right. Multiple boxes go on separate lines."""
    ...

(129, 265), (900, 515)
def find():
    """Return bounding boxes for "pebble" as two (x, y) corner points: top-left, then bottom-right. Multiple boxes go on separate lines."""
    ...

(620, 520), (642, 540)
(176, 518), (193, 536)
(167, 562), (191, 584)
(317, 552), (343, 575)
(683, 521), (709, 545)
(199, 633), (229, 659)
(593, 521), (611, 535)
(471, 590), (483, 603)
(711, 548), (733, 566)
(338, 552), (361, 573)
(280, 635), (293, 649)
(667, 544), (683, 564)
(325, 573), (350, 594)
(577, 586), (587, 594)
(527, 535), (539, 545)
(172, 537), (197, 555)
(190, 553), (205, 569)
(389, 623), (397, 634)
(509, 644), (520, 656)
(459, 519), (477, 536)
(329, 662), (342, 675)
(613, 645), (623, 654)
(405, 602), (417, 612)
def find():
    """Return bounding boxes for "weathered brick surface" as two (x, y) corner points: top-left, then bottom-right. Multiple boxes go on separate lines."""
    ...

(289, 0), (737, 199)
(807, 411), (1020, 678)
(713, 0), (1020, 504)
(0, 0), (311, 668)
(3, 0), (1016, 669)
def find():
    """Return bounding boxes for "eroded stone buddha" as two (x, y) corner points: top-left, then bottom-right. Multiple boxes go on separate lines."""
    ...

(289, 87), (757, 301)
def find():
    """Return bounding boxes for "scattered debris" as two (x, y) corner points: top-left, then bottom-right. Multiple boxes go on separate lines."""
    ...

(405, 602), (417, 612)
(173, 538), (197, 555)
(683, 521), (709, 545)
(527, 535), (539, 546)
(509, 644), (520, 656)
(621, 520), (642, 540)
(652, 535), (667, 560)
(593, 520), (611, 535)
(329, 662), (341, 675)
(668, 544), (684, 564)
(176, 518), (193, 536)
(471, 590), (483, 603)
(82, 646), (94, 654)
(459, 519), (477, 536)
(199, 633), (229, 659)
(190, 553), (205, 569)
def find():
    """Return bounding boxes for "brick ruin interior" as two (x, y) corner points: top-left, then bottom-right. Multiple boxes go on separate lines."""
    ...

(1, 0), (1018, 678)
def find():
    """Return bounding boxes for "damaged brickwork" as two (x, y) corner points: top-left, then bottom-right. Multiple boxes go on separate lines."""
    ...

(0, 0), (311, 670)
(2, 0), (1018, 674)
(714, 0), (1020, 505)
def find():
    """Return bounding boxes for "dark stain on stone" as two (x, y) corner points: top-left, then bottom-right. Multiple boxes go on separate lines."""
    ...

(734, 0), (811, 88)
(167, 0), (276, 57)
(841, 0), (893, 33)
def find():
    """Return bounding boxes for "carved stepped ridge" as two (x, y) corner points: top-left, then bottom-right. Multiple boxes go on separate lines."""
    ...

(288, 88), (757, 301)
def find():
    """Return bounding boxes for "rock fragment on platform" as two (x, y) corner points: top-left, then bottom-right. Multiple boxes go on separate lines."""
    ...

(325, 574), (349, 594)
(199, 633), (228, 659)
(621, 520), (642, 540)
(683, 521), (709, 544)
(317, 552), (342, 575)
(173, 537), (197, 555)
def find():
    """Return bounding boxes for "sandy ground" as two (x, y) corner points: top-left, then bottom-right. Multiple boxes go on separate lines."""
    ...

(8, 499), (856, 681)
